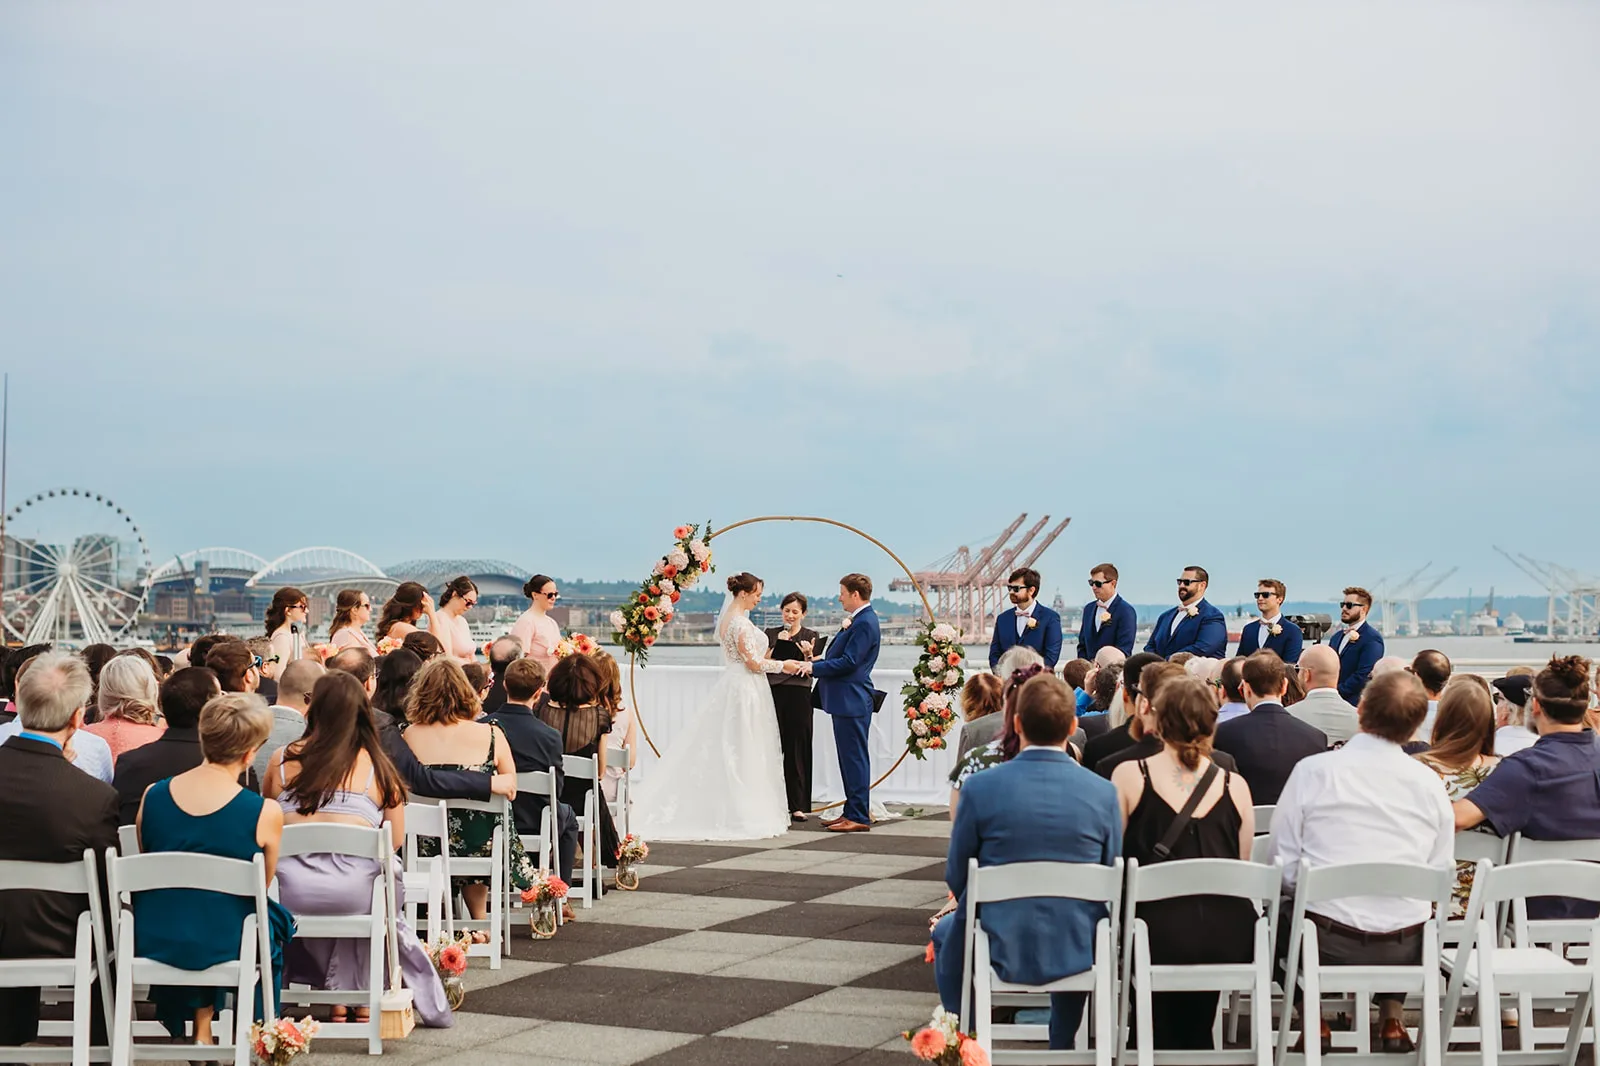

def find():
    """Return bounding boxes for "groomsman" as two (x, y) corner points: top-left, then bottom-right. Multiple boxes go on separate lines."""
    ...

(1236, 578), (1304, 663)
(1145, 565), (1227, 659)
(1075, 562), (1136, 660)
(989, 568), (1063, 670)
(1331, 586), (1384, 705)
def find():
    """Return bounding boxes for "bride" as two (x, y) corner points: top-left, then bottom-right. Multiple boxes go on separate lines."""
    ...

(633, 571), (790, 841)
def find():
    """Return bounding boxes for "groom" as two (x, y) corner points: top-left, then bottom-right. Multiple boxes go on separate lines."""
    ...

(787, 573), (880, 833)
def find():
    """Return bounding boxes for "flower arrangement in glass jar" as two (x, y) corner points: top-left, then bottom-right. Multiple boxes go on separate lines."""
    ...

(424, 935), (471, 1010)
(521, 872), (570, 939)
(250, 1016), (319, 1066)
(614, 833), (649, 890)
(902, 1007), (988, 1064)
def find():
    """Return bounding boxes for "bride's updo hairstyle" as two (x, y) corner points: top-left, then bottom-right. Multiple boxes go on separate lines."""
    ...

(727, 572), (762, 596)
(1532, 655), (1593, 725)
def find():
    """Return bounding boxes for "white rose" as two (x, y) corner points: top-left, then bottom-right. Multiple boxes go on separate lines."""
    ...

(917, 736), (932, 749)
(689, 539), (709, 561)
(658, 579), (676, 595)
(911, 720), (929, 736)
(667, 549), (690, 570)
(930, 623), (957, 643)
(944, 670), (960, 685)
(610, 611), (626, 629)
(924, 692), (950, 711)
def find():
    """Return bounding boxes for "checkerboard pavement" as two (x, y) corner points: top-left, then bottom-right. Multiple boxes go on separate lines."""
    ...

(311, 807), (951, 1066)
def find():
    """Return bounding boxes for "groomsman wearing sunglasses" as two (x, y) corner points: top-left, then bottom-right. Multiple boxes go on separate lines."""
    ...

(1330, 586), (1384, 705)
(1145, 566), (1227, 659)
(1075, 563), (1136, 660)
(1236, 579), (1304, 663)
(988, 568), (1063, 670)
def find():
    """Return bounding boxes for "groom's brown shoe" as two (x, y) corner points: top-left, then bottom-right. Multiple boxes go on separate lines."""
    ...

(821, 816), (846, 827)
(827, 819), (871, 833)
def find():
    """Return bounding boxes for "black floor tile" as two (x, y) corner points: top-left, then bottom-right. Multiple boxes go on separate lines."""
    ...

(711, 902), (930, 944)
(707, 873), (872, 902)
(789, 833), (949, 857)
(635, 1036), (864, 1065)
(505, 920), (683, 965)
(846, 954), (938, 993)
(889, 862), (948, 881)
(646, 843), (762, 868)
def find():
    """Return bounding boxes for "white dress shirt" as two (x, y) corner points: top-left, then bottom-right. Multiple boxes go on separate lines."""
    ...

(0, 720), (114, 784)
(1268, 732), (1453, 932)
(1257, 615), (1282, 650)
(1014, 604), (1034, 637)
(1095, 594), (1119, 631)
(1170, 604), (1190, 636)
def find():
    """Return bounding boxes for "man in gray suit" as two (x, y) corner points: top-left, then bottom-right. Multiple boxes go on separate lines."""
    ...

(1291, 646), (1358, 744)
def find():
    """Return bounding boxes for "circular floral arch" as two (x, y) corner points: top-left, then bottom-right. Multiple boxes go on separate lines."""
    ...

(613, 517), (969, 811)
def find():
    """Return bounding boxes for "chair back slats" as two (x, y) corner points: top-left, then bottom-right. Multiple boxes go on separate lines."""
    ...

(1507, 835), (1600, 864)
(1453, 830), (1508, 865)
(1300, 860), (1452, 906)
(1482, 858), (1600, 906)
(444, 796), (508, 816)
(108, 851), (266, 898)
(116, 824), (139, 856)
(1252, 804), (1275, 835)
(1127, 856), (1281, 905)
(278, 823), (388, 862)
(969, 858), (1122, 905)
(0, 856), (92, 894)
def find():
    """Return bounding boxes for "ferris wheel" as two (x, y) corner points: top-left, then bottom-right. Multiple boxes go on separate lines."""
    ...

(1, 488), (152, 645)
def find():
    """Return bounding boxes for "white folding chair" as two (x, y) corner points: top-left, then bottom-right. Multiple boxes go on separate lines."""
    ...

(1490, 836), (1600, 1052)
(605, 742), (632, 841)
(1249, 835), (1274, 865)
(274, 824), (390, 1055)
(0, 850), (112, 1066)
(440, 797), (509, 966)
(959, 857), (1123, 1066)
(1253, 806), (1275, 837)
(564, 754), (603, 907)
(1429, 831), (1513, 1048)
(107, 851), (275, 1066)
(1273, 860), (1452, 1066)
(1442, 857), (1600, 1066)
(1120, 858), (1281, 1066)
(115, 826), (139, 857)
(400, 802), (454, 944)
(512, 771), (560, 927)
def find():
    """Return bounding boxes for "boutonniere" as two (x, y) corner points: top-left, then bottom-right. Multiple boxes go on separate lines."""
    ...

(1183, 604), (1199, 618)
(840, 617), (852, 630)
(1097, 609), (1111, 625)
(1025, 617), (1038, 630)
(1268, 623), (1283, 636)
(1346, 628), (1359, 643)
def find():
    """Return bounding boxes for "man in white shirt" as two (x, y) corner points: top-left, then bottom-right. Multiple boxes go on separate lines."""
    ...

(1289, 646), (1359, 745)
(1268, 670), (1453, 1052)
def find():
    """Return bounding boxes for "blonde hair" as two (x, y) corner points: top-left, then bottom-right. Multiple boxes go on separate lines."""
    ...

(97, 655), (160, 725)
(198, 692), (272, 764)
(404, 658), (481, 726)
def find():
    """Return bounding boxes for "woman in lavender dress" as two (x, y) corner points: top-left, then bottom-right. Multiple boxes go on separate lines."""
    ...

(265, 672), (452, 1026)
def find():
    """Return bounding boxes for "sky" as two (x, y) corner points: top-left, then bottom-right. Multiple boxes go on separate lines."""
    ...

(1, 1), (1597, 608)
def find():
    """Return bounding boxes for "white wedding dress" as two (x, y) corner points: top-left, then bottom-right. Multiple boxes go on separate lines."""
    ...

(633, 608), (790, 841)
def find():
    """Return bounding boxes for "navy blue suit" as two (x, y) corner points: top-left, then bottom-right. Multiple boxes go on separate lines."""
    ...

(1144, 599), (1227, 659)
(932, 748), (1122, 1049)
(811, 604), (882, 825)
(1075, 596), (1137, 660)
(989, 604), (1063, 670)
(1236, 618), (1304, 664)
(1331, 621), (1384, 705)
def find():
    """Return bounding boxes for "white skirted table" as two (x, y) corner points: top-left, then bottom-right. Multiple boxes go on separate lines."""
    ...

(623, 665), (961, 809)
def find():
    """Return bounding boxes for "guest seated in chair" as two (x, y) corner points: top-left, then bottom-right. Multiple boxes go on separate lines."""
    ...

(538, 654), (621, 871)
(133, 692), (295, 1043)
(266, 672), (452, 1027)
(485, 658), (580, 900)
(931, 672), (1122, 1051)
(0, 651), (120, 1047)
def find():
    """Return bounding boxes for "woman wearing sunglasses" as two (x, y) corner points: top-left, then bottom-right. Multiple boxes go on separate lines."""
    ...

(434, 576), (480, 664)
(509, 574), (563, 673)
(327, 589), (377, 654)
(265, 587), (312, 666)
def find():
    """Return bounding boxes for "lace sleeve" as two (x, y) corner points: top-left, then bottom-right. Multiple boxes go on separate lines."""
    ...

(737, 621), (784, 673)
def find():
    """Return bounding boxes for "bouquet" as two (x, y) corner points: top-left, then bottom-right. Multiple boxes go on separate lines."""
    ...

(612, 522), (715, 663)
(424, 935), (469, 981)
(521, 871), (570, 908)
(616, 834), (649, 865)
(902, 1007), (987, 1065)
(310, 643), (337, 663)
(376, 636), (404, 656)
(900, 621), (966, 760)
(250, 1016), (318, 1066)
(552, 633), (598, 660)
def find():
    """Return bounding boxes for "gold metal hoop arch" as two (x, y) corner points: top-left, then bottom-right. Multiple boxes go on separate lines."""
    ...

(626, 515), (936, 814)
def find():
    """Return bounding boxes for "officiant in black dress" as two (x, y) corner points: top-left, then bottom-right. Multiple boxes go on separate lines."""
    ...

(766, 592), (821, 823)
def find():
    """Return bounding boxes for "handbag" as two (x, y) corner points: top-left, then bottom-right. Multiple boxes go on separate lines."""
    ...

(1149, 761), (1221, 860)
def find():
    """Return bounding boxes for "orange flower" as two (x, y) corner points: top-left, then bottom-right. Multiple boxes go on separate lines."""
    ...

(673, 525), (691, 539)
(928, 644), (940, 655)
(946, 652), (962, 666)
(958, 1036), (990, 1066)
(924, 941), (936, 963)
(930, 681), (943, 692)
(910, 1028), (947, 1060)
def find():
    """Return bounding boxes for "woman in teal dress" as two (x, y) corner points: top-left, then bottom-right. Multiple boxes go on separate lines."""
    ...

(134, 692), (295, 1043)
(403, 658), (537, 934)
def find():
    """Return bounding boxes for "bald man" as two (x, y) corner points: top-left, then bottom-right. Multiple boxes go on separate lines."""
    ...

(1291, 646), (1358, 744)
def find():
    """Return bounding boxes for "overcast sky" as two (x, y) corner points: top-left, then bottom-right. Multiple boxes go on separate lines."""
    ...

(2, 1), (1596, 607)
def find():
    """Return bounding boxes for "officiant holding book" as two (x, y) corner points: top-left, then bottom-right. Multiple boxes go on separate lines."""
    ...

(766, 592), (822, 823)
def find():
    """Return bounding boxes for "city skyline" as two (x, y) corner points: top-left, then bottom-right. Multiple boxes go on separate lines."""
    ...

(3, 2), (1596, 606)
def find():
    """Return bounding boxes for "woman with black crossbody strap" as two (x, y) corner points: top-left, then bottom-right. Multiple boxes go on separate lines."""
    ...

(765, 592), (822, 823)
(1109, 675), (1259, 1052)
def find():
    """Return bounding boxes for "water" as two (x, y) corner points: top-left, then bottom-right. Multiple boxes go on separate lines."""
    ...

(617, 634), (1599, 670)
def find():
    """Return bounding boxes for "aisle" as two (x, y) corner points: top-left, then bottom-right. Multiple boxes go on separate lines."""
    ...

(309, 807), (951, 1065)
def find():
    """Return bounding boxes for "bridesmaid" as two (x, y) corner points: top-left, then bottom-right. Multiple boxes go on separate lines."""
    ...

(765, 592), (818, 822)
(433, 577), (479, 663)
(509, 575), (563, 673)
(327, 589), (377, 654)
(375, 582), (440, 644)
(265, 587), (311, 666)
